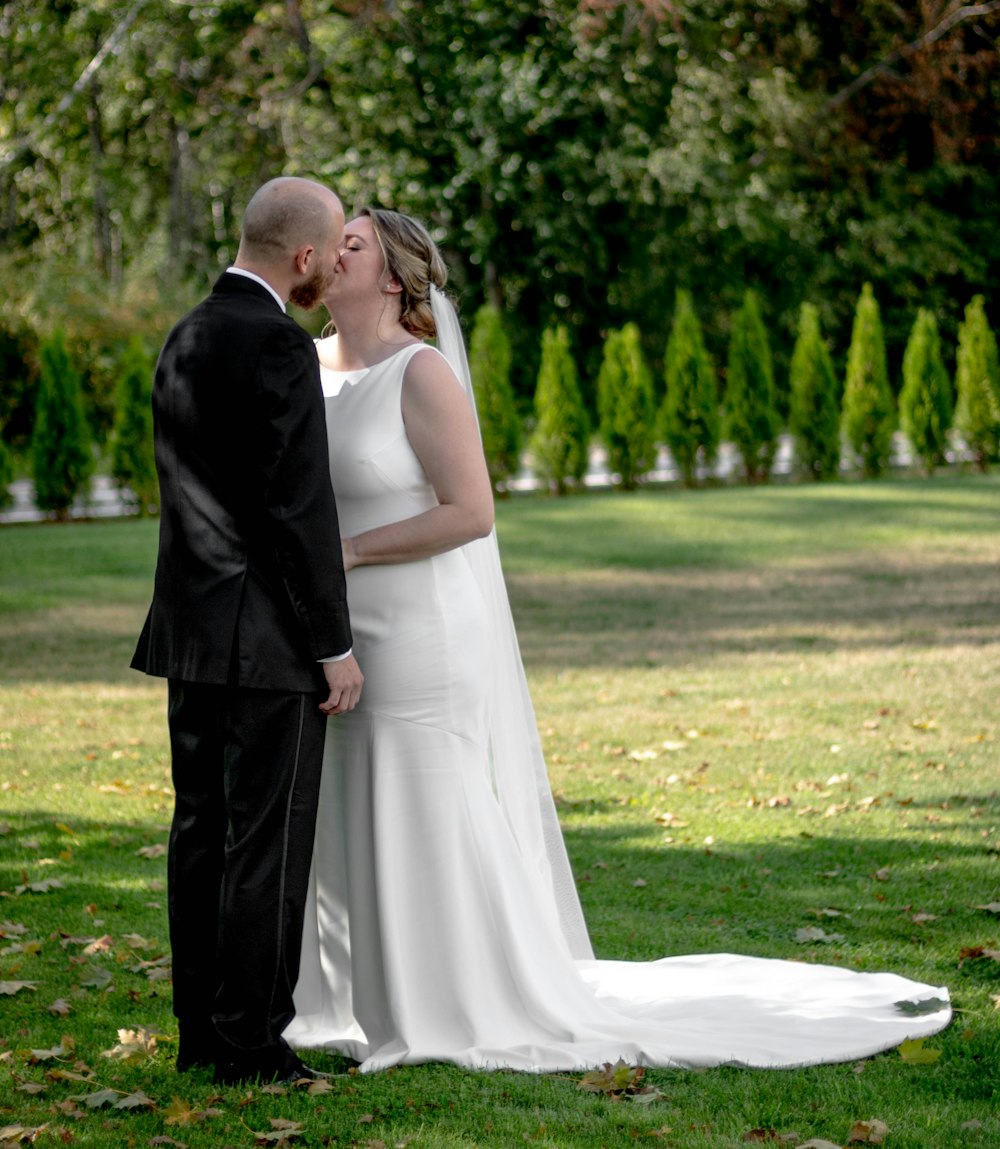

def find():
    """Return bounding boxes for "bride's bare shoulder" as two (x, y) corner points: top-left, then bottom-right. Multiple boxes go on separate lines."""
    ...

(314, 333), (339, 368)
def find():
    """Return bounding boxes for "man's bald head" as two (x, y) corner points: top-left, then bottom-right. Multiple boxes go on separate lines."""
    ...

(237, 177), (344, 265)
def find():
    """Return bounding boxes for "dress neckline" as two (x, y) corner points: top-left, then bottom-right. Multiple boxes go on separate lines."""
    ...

(318, 340), (425, 379)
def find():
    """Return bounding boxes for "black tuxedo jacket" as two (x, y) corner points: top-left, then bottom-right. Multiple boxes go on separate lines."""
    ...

(131, 272), (352, 692)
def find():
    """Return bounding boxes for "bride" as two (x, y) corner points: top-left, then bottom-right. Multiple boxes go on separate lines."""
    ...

(285, 208), (950, 1073)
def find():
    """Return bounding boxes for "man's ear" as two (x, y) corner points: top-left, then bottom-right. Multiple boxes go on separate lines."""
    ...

(293, 244), (316, 275)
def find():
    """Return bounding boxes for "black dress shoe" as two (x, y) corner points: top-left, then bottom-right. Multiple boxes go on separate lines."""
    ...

(213, 1051), (317, 1087)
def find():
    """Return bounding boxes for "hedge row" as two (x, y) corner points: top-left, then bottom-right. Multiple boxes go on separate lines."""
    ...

(473, 288), (1000, 492)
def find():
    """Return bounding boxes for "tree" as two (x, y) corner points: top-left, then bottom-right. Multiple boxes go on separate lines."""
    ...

(110, 336), (157, 513)
(788, 303), (841, 481)
(0, 425), (12, 509)
(469, 304), (521, 492)
(724, 290), (779, 482)
(954, 294), (1000, 470)
(841, 283), (896, 478)
(530, 325), (590, 495)
(661, 290), (719, 487)
(596, 323), (656, 491)
(31, 330), (93, 519)
(899, 308), (953, 475)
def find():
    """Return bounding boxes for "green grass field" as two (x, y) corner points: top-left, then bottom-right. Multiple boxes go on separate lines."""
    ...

(1, 474), (999, 1148)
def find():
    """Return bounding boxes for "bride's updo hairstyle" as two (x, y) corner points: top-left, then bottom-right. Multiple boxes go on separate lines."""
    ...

(363, 208), (448, 340)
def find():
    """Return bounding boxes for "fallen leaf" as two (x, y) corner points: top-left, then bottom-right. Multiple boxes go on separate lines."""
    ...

(897, 1038), (942, 1064)
(974, 902), (1000, 914)
(847, 1118), (889, 1143)
(82, 934), (113, 955)
(149, 1138), (189, 1148)
(873, 867), (891, 882)
(16, 1082), (46, 1095)
(0, 980), (37, 995)
(101, 1026), (158, 1062)
(47, 998), (71, 1017)
(13, 878), (64, 894)
(79, 1088), (122, 1109)
(795, 1141), (842, 1149)
(0, 921), (27, 936)
(894, 997), (949, 1017)
(29, 1037), (75, 1062)
(579, 1059), (648, 1098)
(0, 1125), (50, 1144)
(79, 965), (113, 989)
(114, 1089), (155, 1109)
(137, 844), (167, 859)
(795, 927), (844, 944)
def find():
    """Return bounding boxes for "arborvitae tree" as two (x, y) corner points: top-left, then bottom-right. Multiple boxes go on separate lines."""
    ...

(788, 303), (841, 481)
(841, 283), (896, 478)
(111, 336), (158, 513)
(0, 427), (12, 509)
(899, 309), (953, 475)
(31, 329), (93, 519)
(596, 322), (656, 491)
(724, 289), (779, 483)
(954, 295), (1000, 471)
(661, 289), (719, 487)
(530, 325), (590, 495)
(469, 304), (521, 492)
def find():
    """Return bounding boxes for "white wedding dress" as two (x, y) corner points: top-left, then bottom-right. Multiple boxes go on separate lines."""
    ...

(286, 340), (950, 1073)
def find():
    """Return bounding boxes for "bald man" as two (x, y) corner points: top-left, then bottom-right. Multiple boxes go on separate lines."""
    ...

(132, 177), (363, 1086)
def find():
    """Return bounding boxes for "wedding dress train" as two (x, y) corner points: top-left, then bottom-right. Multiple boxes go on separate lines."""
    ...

(286, 341), (950, 1073)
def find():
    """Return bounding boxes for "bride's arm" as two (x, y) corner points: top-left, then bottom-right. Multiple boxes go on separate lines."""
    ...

(341, 348), (495, 570)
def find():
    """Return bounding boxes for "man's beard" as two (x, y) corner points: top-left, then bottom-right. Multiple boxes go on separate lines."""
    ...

(289, 262), (332, 311)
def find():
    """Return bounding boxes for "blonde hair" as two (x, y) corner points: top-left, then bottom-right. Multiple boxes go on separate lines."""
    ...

(363, 208), (448, 340)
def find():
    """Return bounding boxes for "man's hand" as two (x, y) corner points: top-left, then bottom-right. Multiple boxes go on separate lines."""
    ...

(319, 654), (363, 715)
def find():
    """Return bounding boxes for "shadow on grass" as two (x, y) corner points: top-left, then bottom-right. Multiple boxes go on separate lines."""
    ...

(510, 556), (1000, 669)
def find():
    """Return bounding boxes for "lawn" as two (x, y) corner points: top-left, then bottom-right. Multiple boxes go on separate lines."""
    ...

(1, 473), (999, 1149)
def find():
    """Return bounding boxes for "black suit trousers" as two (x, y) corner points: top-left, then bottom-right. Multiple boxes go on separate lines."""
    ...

(166, 679), (326, 1058)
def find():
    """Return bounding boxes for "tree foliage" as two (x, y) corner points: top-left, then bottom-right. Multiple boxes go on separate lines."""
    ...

(954, 294), (1000, 470)
(899, 308), (952, 474)
(788, 302), (841, 481)
(0, 424), (12, 508)
(530, 325), (590, 495)
(724, 290), (780, 482)
(596, 323), (656, 491)
(841, 283), (896, 478)
(469, 304), (521, 491)
(31, 330), (93, 519)
(2, 0), (998, 426)
(661, 290), (719, 487)
(110, 336), (157, 513)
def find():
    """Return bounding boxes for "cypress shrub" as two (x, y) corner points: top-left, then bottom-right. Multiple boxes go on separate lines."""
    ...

(899, 309), (953, 475)
(530, 325), (590, 494)
(724, 289), (779, 483)
(111, 336), (158, 513)
(469, 304), (521, 491)
(841, 283), (896, 478)
(31, 329), (93, 519)
(954, 295), (1000, 471)
(0, 428), (12, 509)
(596, 322), (656, 491)
(661, 289), (719, 487)
(788, 303), (841, 481)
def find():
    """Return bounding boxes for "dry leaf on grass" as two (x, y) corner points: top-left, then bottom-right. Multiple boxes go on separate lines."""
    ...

(847, 1118), (889, 1143)
(897, 1038), (942, 1064)
(101, 1026), (158, 1062)
(0, 981), (37, 995)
